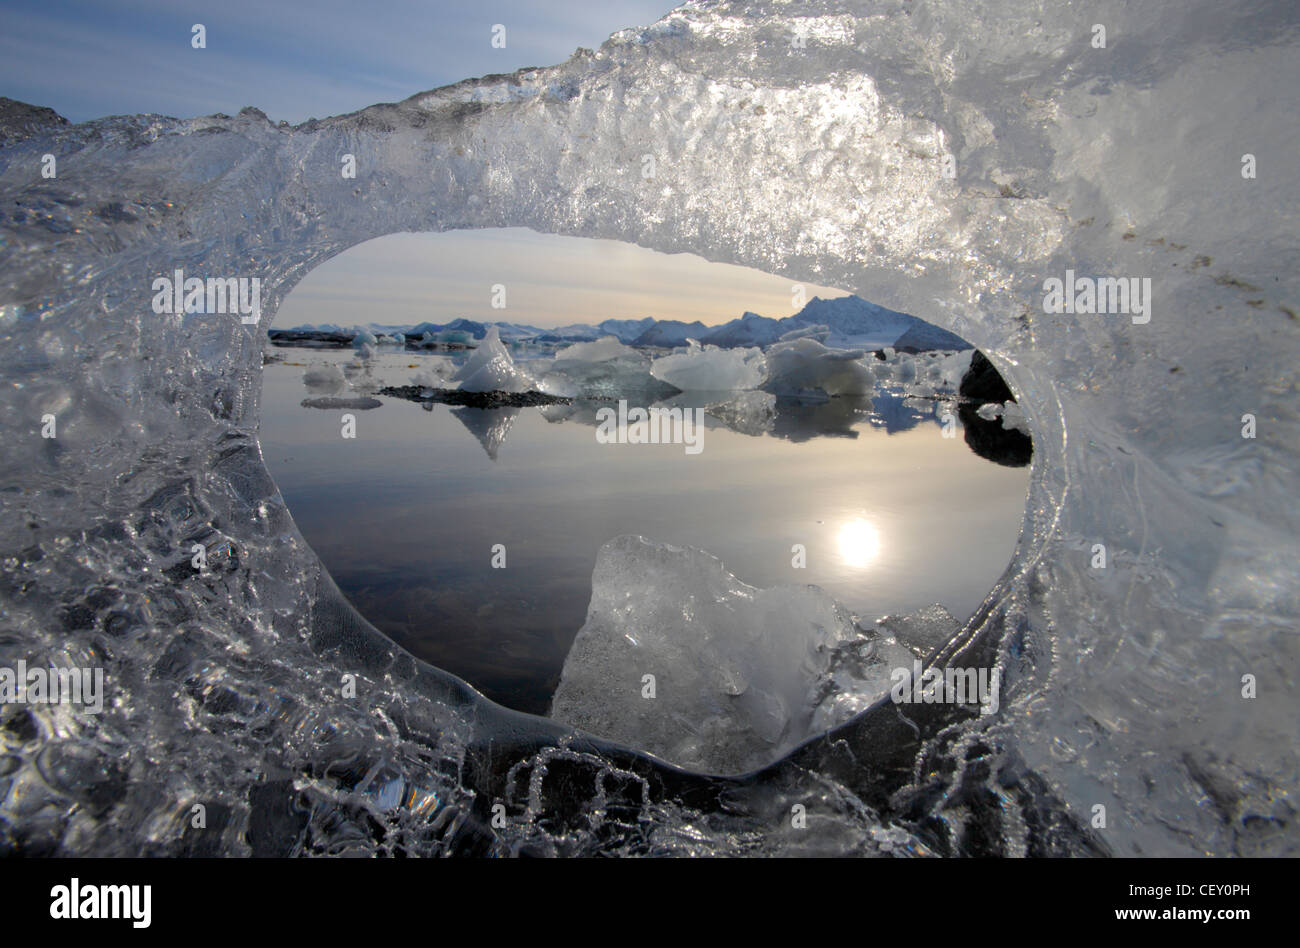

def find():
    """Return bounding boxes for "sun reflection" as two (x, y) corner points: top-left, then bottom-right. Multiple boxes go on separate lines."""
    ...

(837, 518), (880, 568)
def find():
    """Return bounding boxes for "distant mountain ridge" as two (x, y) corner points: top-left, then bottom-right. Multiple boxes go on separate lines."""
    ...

(284, 295), (971, 351)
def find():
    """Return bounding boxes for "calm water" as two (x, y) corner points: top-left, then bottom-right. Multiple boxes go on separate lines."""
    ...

(260, 348), (1030, 714)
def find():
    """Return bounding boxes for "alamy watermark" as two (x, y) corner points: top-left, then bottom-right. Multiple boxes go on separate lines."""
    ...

(50, 878), (150, 928)
(1042, 268), (1151, 324)
(890, 661), (1000, 714)
(1, 660), (104, 714)
(152, 269), (261, 324)
(595, 400), (704, 455)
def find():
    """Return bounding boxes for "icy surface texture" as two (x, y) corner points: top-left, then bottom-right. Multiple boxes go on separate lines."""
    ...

(703, 390), (778, 437)
(302, 364), (346, 394)
(977, 400), (1031, 436)
(551, 536), (914, 775)
(762, 337), (876, 397)
(650, 343), (768, 391)
(0, 0), (1297, 856)
(875, 604), (961, 657)
(411, 356), (457, 390)
(534, 335), (676, 400)
(450, 326), (537, 393)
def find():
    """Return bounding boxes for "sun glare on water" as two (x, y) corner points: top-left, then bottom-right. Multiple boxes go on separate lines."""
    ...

(837, 518), (880, 568)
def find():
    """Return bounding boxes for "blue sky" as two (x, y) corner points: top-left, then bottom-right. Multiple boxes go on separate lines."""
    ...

(0, 0), (678, 123)
(1, 1), (852, 329)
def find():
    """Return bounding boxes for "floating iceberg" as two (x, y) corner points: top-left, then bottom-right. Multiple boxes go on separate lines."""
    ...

(410, 356), (457, 390)
(761, 336), (876, 397)
(451, 326), (537, 394)
(536, 335), (679, 400)
(649, 343), (767, 392)
(301, 363), (346, 394)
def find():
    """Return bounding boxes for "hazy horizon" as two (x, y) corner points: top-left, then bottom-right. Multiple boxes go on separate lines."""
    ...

(272, 229), (853, 331)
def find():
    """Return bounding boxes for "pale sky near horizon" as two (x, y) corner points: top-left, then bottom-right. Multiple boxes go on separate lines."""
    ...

(273, 229), (852, 330)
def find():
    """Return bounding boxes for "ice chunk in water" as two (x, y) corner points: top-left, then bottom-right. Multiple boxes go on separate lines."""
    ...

(552, 335), (637, 364)
(452, 326), (537, 394)
(410, 356), (457, 390)
(649, 344), (767, 392)
(999, 401), (1030, 436)
(761, 336), (875, 397)
(536, 335), (677, 400)
(973, 399), (1031, 436)
(550, 535), (912, 774)
(302, 363), (346, 395)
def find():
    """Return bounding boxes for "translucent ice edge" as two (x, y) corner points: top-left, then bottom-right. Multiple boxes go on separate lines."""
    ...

(0, 0), (1297, 857)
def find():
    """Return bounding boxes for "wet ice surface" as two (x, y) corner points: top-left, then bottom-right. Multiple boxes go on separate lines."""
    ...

(551, 535), (923, 774)
(1, 0), (1296, 856)
(260, 348), (1028, 722)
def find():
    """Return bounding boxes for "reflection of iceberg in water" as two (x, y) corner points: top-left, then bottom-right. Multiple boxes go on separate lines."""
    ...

(472, 384), (1000, 455)
(449, 406), (520, 461)
(769, 395), (872, 441)
(864, 390), (932, 435)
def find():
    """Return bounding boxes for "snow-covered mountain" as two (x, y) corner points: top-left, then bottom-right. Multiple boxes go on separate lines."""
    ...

(781, 296), (920, 348)
(699, 311), (786, 347)
(679, 296), (972, 350)
(630, 319), (711, 347)
(278, 296), (971, 352)
(596, 317), (657, 343)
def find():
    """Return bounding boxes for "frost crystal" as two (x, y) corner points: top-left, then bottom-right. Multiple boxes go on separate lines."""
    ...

(0, 0), (1296, 857)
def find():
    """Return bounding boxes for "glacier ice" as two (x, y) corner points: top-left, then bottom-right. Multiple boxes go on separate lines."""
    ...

(550, 536), (917, 775)
(410, 356), (457, 390)
(649, 343), (767, 392)
(875, 604), (961, 657)
(761, 336), (876, 397)
(534, 335), (676, 400)
(450, 326), (537, 394)
(0, 0), (1296, 857)
(302, 363), (347, 394)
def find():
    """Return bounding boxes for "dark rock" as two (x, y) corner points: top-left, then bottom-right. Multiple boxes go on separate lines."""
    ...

(300, 396), (383, 410)
(266, 329), (354, 349)
(377, 385), (570, 408)
(0, 97), (70, 146)
(958, 402), (1032, 467)
(959, 350), (1015, 403)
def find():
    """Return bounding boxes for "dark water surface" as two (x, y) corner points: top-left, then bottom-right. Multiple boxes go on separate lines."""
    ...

(261, 349), (1029, 715)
